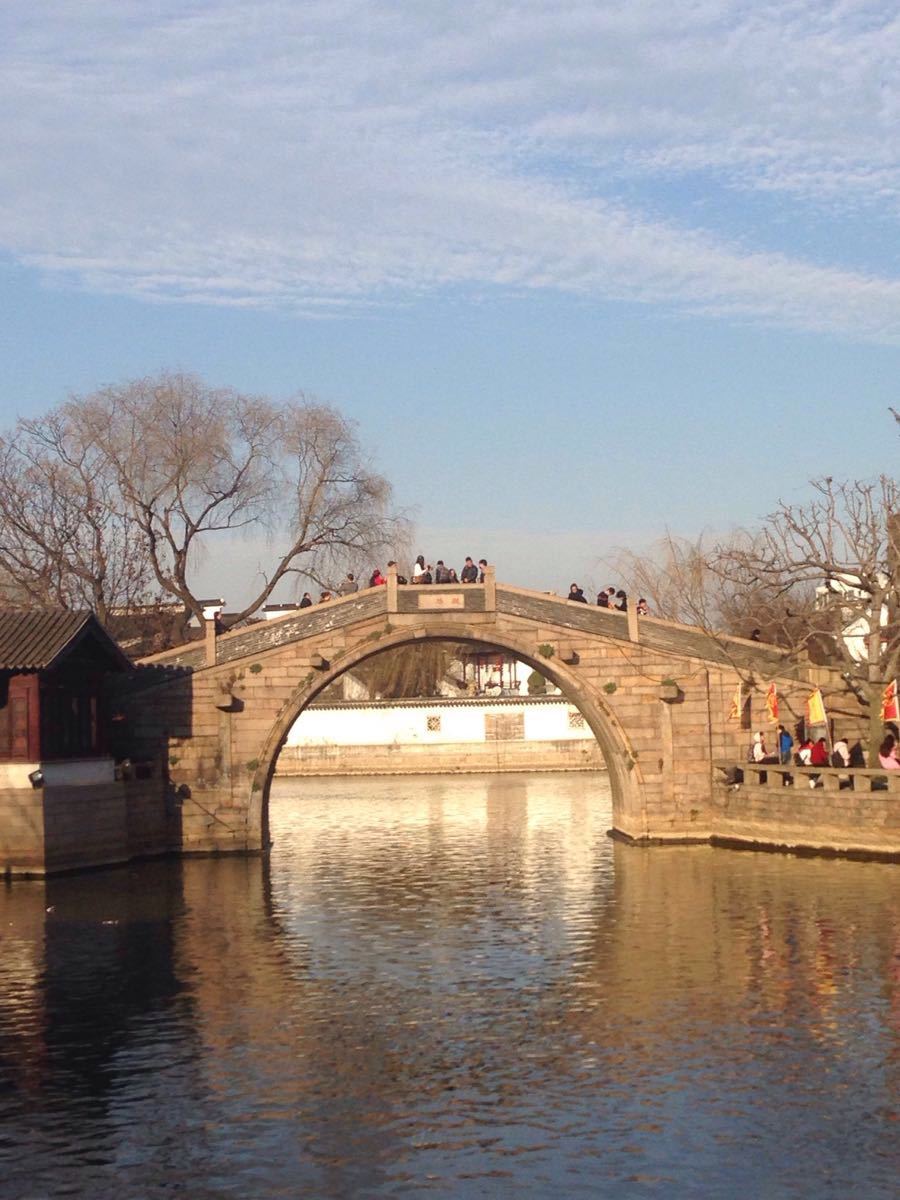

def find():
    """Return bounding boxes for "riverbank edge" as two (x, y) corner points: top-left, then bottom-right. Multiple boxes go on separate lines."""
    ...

(275, 740), (605, 776)
(610, 827), (900, 864)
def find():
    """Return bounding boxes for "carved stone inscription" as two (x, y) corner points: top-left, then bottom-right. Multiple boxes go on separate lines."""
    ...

(417, 592), (465, 610)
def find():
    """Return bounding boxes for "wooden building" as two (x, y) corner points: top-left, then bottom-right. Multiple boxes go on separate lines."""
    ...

(0, 610), (168, 877)
(0, 609), (130, 779)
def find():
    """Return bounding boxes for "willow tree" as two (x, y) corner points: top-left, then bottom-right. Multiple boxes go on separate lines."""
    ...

(0, 372), (404, 630)
(0, 405), (152, 619)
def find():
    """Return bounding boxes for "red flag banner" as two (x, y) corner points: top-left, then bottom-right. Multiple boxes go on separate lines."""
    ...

(765, 683), (779, 722)
(882, 680), (898, 722)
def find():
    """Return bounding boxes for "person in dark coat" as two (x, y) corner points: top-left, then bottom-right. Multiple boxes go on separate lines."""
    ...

(568, 583), (588, 603)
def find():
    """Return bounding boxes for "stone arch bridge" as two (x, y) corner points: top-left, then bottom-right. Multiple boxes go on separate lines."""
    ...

(123, 570), (831, 855)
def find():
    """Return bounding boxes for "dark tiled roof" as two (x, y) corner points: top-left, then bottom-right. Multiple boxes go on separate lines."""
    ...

(0, 609), (131, 671)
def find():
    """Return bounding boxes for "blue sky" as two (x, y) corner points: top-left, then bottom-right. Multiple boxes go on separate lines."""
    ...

(2, 1), (899, 601)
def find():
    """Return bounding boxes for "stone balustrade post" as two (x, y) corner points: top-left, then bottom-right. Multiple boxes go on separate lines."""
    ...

(484, 565), (496, 611)
(627, 602), (640, 643)
(386, 563), (399, 613)
(205, 618), (218, 666)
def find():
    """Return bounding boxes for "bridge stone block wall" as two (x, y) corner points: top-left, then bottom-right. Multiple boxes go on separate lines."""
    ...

(121, 576), (865, 859)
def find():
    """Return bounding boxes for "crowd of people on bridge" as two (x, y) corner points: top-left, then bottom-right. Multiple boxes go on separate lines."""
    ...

(295, 556), (492, 607)
(567, 584), (649, 615)
(293, 561), (658, 615)
(409, 556), (489, 584)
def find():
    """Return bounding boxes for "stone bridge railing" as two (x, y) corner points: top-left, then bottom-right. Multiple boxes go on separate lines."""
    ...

(715, 761), (900, 794)
(141, 565), (790, 677)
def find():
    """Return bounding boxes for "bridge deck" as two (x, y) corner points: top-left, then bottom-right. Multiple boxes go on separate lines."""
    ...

(137, 580), (790, 676)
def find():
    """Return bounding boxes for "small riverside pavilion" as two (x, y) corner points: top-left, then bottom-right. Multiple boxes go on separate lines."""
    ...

(0, 609), (130, 784)
(0, 609), (167, 877)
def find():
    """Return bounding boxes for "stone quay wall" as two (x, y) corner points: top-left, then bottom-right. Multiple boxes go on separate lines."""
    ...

(1, 776), (169, 879)
(275, 738), (605, 776)
(705, 764), (900, 860)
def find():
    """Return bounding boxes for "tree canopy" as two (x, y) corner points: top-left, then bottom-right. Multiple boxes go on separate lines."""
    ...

(0, 372), (405, 628)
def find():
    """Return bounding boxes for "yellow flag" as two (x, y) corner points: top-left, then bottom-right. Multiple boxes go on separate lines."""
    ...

(765, 683), (779, 722)
(728, 682), (742, 721)
(806, 688), (827, 726)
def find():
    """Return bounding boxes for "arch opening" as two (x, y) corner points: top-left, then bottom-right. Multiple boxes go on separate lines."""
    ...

(250, 627), (646, 847)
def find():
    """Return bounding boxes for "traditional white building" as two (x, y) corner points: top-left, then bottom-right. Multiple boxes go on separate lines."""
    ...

(278, 696), (603, 776)
(816, 573), (889, 662)
(287, 696), (589, 747)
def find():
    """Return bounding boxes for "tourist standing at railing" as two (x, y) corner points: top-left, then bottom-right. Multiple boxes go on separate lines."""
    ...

(338, 573), (358, 595)
(568, 583), (588, 603)
(777, 723), (794, 764)
(412, 555), (426, 581)
(478, 558), (488, 582)
(434, 560), (451, 584)
(461, 557), (478, 583)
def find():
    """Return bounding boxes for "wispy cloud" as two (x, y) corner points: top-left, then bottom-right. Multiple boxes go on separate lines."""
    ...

(3, 1), (900, 337)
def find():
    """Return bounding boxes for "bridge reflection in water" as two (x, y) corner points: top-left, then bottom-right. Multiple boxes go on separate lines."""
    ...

(1, 772), (898, 1198)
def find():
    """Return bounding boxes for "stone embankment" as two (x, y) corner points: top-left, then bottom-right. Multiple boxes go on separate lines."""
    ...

(275, 740), (605, 776)
(700, 763), (900, 862)
(1, 772), (167, 878)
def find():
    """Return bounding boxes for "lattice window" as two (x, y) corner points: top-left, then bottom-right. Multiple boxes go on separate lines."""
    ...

(485, 712), (525, 741)
(568, 710), (585, 730)
(426, 714), (441, 732)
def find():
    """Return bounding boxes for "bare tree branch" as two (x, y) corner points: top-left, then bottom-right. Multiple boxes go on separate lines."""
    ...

(0, 372), (407, 636)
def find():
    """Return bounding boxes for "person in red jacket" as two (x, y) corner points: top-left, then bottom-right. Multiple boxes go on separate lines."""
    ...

(810, 737), (830, 767)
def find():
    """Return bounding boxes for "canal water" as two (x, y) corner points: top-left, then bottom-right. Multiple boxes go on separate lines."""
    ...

(1, 772), (898, 1199)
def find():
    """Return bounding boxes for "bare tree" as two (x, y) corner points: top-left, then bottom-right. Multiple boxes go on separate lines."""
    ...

(709, 476), (900, 761)
(611, 530), (814, 645)
(611, 478), (900, 760)
(0, 407), (153, 620)
(0, 372), (405, 632)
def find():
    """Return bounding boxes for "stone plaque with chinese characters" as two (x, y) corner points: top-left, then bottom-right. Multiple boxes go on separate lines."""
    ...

(417, 592), (465, 610)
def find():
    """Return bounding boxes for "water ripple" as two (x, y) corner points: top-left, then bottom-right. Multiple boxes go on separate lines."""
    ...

(0, 772), (898, 1198)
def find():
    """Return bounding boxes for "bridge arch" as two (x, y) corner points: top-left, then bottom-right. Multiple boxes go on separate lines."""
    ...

(248, 623), (647, 847)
